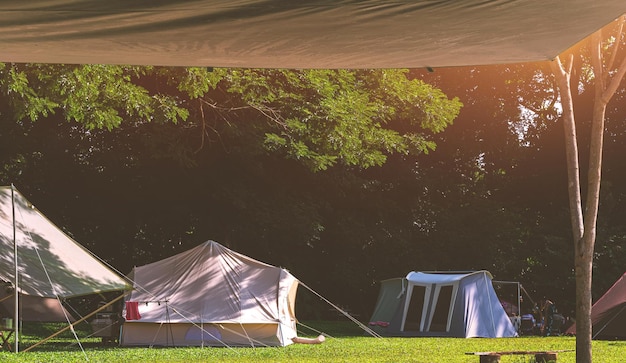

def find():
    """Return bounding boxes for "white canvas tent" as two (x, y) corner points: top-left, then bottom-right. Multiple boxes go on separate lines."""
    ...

(0, 1), (625, 69)
(121, 240), (299, 347)
(368, 271), (517, 338)
(0, 185), (131, 351)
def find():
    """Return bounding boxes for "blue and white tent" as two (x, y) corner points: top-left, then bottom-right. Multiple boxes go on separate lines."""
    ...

(368, 271), (517, 338)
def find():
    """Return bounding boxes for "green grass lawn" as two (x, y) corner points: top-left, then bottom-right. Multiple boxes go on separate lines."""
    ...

(0, 321), (624, 362)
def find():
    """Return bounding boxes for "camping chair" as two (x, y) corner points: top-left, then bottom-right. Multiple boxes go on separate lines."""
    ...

(519, 314), (536, 335)
(549, 314), (565, 336)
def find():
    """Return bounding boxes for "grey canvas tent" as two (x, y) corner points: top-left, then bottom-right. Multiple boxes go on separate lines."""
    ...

(121, 240), (299, 347)
(0, 185), (131, 351)
(0, 1), (625, 69)
(368, 271), (517, 338)
(566, 272), (626, 339)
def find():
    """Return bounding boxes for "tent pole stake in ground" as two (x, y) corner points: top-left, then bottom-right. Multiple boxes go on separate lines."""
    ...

(11, 184), (18, 353)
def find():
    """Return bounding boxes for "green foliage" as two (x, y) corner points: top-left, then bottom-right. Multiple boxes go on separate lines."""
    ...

(2, 66), (58, 121)
(2, 56), (626, 321)
(0, 64), (460, 172)
(221, 69), (461, 171)
(0, 64), (189, 130)
(175, 67), (225, 99)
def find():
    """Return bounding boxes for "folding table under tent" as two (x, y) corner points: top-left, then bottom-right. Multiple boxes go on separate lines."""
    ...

(0, 185), (131, 352)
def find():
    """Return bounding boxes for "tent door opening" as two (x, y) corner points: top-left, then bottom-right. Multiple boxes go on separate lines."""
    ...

(401, 283), (459, 333)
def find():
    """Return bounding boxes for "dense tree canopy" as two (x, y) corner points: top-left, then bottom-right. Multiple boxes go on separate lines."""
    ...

(0, 58), (625, 320)
(0, 66), (460, 171)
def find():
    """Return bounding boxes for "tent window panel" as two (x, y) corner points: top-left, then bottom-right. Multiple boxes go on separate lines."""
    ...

(429, 285), (453, 332)
(404, 286), (425, 331)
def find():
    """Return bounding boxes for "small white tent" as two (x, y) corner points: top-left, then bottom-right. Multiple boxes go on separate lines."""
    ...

(0, 185), (131, 350)
(121, 240), (299, 347)
(368, 271), (517, 338)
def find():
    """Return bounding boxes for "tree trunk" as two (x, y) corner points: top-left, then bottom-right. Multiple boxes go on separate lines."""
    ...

(575, 236), (594, 363)
(550, 55), (591, 363)
(550, 17), (626, 363)
(549, 57), (583, 242)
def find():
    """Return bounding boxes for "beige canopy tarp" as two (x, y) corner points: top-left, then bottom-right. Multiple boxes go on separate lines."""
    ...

(1, 1), (625, 69)
(0, 186), (130, 322)
(0, 185), (131, 354)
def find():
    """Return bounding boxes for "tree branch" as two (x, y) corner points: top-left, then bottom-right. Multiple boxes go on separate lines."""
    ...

(605, 15), (625, 72)
(549, 56), (584, 242)
(602, 18), (626, 102)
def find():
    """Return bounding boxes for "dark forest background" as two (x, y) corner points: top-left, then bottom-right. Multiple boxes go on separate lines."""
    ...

(1, 61), (625, 321)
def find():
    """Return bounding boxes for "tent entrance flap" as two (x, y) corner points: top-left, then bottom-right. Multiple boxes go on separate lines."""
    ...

(402, 282), (459, 333)
(430, 284), (458, 333)
(402, 285), (425, 332)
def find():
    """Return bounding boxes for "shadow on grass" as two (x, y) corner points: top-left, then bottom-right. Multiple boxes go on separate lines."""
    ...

(298, 320), (368, 338)
(17, 320), (367, 352)
(607, 341), (626, 346)
(14, 322), (113, 353)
